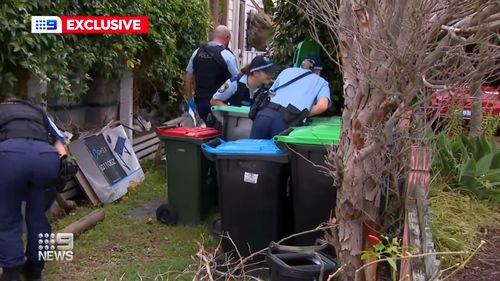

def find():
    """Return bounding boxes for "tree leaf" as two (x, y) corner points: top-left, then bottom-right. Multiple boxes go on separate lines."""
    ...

(387, 257), (397, 271)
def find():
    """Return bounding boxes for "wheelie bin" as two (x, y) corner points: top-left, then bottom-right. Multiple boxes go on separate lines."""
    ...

(211, 106), (252, 140)
(202, 139), (291, 257)
(155, 127), (220, 225)
(307, 116), (342, 126)
(274, 122), (341, 246)
(267, 243), (337, 281)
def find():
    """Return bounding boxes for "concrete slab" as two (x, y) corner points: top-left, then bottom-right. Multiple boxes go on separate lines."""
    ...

(129, 199), (163, 219)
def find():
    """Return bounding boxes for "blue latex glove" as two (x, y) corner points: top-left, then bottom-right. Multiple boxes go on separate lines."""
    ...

(185, 98), (196, 112)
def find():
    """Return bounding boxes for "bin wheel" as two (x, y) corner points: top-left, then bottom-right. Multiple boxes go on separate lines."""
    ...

(208, 215), (222, 238)
(156, 204), (178, 225)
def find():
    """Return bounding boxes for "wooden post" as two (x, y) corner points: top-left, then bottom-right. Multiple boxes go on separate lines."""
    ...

(58, 209), (105, 237)
(401, 146), (441, 281)
(119, 69), (134, 140)
(210, 0), (220, 26)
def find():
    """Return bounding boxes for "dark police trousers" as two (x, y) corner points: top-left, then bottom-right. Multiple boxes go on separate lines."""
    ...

(250, 107), (289, 139)
(194, 97), (212, 123)
(0, 139), (59, 270)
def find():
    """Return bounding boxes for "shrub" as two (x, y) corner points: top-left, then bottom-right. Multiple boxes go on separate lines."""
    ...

(434, 134), (500, 204)
(0, 0), (210, 109)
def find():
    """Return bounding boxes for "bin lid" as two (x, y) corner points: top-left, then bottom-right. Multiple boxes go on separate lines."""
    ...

(307, 116), (342, 125)
(211, 105), (250, 114)
(211, 106), (252, 123)
(203, 139), (286, 155)
(156, 127), (220, 139)
(274, 124), (341, 145)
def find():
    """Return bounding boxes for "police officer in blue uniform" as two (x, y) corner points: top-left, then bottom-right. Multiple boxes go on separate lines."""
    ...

(0, 97), (67, 281)
(250, 56), (331, 139)
(184, 25), (240, 122)
(211, 55), (277, 107)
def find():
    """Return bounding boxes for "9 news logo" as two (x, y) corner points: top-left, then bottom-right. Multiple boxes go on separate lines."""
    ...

(37, 232), (74, 262)
(31, 15), (148, 34)
(31, 16), (62, 33)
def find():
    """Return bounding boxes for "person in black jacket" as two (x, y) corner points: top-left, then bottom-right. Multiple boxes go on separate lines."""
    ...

(184, 25), (239, 122)
(0, 96), (67, 281)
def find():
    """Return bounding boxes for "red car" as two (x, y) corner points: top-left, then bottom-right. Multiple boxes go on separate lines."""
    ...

(429, 86), (499, 120)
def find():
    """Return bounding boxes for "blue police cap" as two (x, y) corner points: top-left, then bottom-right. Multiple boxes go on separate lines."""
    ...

(302, 55), (324, 70)
(250, 55), (279, 74)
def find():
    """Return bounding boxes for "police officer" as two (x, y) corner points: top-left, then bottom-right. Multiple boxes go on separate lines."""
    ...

(250, 56), (331, 139)
(184, 25), (240, 122)
(0, 96), (67, 281)
(211, 55), (278, 107)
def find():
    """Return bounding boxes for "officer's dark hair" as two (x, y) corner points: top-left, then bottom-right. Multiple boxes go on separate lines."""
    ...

(301, 59), (315, 70)
(241, 64), (252, 75)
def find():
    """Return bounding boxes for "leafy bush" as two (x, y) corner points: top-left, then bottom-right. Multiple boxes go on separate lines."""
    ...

(483, 115), (500, 137)
(434, 134), (500, 204)
(0, 0), (210, 107)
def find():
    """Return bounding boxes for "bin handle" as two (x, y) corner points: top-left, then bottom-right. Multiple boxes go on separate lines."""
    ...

(201, 138), (224, 161)
(269, 240), (329, 254)
(280, 127), (294, 137)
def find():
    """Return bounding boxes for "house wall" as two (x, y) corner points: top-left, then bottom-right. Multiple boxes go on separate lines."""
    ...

(226, 0), (264, 66)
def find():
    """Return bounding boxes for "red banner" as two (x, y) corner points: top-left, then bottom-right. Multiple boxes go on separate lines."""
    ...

(60, 16), (148, 34)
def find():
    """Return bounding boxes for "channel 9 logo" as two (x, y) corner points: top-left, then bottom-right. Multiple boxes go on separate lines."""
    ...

(37, 232), (74, 261)
(31, 16), (62, 33)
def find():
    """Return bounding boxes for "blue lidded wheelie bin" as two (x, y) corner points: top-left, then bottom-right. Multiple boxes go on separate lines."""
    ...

(202, 139), (291, 257)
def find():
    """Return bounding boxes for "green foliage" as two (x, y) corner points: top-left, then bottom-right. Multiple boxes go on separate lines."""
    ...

(263, 0), (274, 13)
(429, 177), (500, 267)
(361, 235), (401, 281)
(0, 0), (210, 105)
(269, 0), (343, 115)
(446, 100), (465, 138)
(434, 134), (500, 204)
(483, 115), (500, 138)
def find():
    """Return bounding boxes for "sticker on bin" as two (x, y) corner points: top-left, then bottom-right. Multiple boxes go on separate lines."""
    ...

(244, 172), (259, 184)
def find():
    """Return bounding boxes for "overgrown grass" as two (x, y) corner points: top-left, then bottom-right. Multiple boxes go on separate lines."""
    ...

(429, 176), (500, 267)
(44, 162), (217, 280)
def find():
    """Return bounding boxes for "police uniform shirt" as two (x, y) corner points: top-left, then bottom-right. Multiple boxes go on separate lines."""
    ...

(270, 67), (331, 111)
(47, 117), (66, 142)
(186, 41), (239, 77)
(212, 74), (258, 102)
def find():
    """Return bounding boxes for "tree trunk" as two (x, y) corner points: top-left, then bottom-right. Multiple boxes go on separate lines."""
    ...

(469, 83), (483, 137)
(298, 0), (499, 279)
(334, 1), (388, 280)
(469, 45), (492, 137)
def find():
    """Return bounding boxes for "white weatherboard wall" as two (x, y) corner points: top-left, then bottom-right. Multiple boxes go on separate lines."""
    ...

(226, 0), (263, 66)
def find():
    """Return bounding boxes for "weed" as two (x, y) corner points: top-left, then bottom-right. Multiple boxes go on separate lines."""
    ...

(429, 177), (500, 267)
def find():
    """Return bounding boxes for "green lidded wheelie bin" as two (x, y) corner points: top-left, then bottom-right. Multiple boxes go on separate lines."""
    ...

(155, 127), (220, 225)
(307, 116), (342, 126)
(211, 105), (252, 141)
(293, 40), (321, 68)
(202, 139), (291, 258)
(274, 121), (341, 246)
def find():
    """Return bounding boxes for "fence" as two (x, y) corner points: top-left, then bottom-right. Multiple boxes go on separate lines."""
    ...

(239, 49), (266, 66)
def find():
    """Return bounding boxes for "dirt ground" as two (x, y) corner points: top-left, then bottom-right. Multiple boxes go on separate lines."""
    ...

(452, 227), (500, 281)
